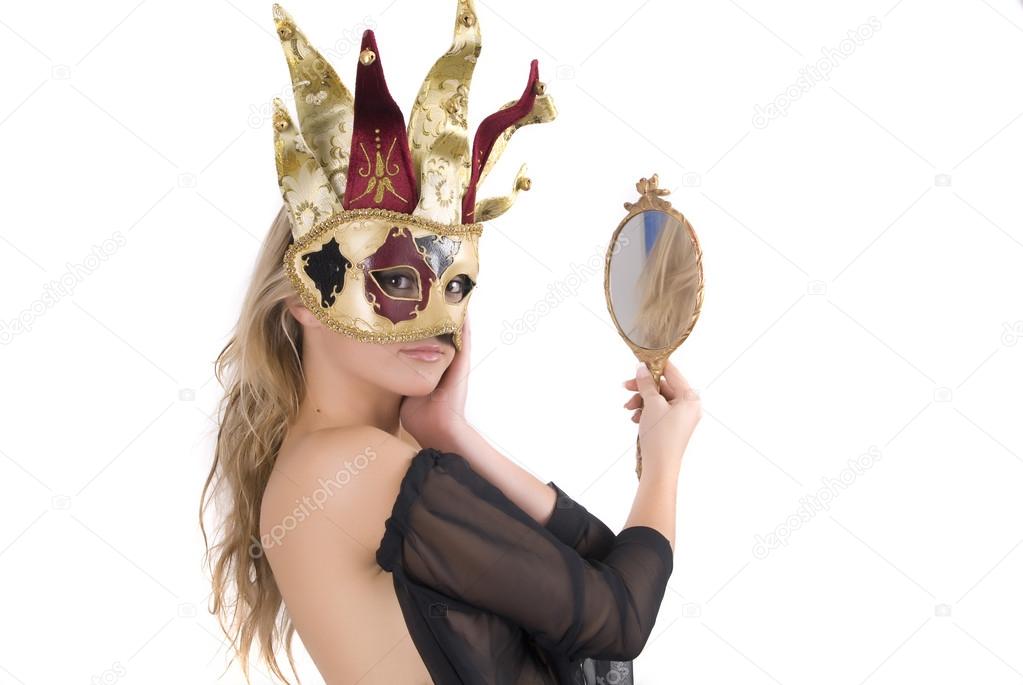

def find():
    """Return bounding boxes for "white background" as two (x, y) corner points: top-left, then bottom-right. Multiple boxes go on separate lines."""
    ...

(1, 0), (1021, 683)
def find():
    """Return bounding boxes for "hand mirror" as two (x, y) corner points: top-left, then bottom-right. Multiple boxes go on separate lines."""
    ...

(603, 174), (704, 479)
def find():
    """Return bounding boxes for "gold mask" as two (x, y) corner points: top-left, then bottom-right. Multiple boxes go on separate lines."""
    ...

(271, 1), (556, 350)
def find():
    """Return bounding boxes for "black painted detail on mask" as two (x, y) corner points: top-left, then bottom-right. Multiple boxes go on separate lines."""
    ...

(302, 237), (352, 308)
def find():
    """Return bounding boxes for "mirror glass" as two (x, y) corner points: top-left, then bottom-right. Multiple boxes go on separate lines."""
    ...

(608, 210), (701, 350)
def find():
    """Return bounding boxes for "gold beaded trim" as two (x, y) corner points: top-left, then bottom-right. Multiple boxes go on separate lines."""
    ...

(282, 209), (478, 345)
(298, 208), (483, 245)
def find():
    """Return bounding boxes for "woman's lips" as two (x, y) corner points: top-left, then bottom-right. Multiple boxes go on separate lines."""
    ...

(398, 344), (444, 362)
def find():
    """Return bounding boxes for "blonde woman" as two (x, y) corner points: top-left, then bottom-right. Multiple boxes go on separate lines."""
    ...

(201, 5), (701, 684)
(201, 207), (700, 684)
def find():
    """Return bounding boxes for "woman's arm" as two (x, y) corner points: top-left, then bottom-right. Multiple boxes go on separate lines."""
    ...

(377, 447), (675, 662)
(404, 361), (698, 555)
(430, 421), (559, 525)
(400, 317), (699, 555)
(401, 317), (559, 526)
(423, 422), (621, 560)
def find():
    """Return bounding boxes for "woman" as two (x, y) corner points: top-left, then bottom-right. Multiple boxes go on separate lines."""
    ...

(201, 208), (699, 684)
(201, 4), (700, 683)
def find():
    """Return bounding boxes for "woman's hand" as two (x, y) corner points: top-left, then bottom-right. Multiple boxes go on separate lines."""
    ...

(399, 316), (473, 452)
(623, 360), (701, 471)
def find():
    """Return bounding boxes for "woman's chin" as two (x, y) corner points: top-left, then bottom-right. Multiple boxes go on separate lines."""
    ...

(394, 369), (444, 396)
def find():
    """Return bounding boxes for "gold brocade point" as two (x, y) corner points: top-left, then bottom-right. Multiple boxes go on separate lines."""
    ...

(272, 4), (294, 39)
(359, 49), (377, 65)
(271, 98), (290, 131)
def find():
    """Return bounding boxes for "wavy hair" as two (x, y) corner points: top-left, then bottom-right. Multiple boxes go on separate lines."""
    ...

(200, 205), (303, 684)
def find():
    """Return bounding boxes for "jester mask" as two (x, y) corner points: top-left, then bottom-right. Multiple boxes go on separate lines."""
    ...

(271, 1), (556, 350)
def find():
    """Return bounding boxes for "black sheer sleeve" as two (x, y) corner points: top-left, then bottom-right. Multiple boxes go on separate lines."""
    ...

(543, 481), (617, 560)
(376, 448), (674, 663)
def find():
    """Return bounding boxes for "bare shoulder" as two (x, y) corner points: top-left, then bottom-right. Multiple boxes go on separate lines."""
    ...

(260, 425), (418, 565)
(270, 424), (416, 493)
(258, 426), (432, 683)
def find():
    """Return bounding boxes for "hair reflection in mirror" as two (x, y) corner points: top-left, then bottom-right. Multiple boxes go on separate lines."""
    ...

(628, 213), (700, 349)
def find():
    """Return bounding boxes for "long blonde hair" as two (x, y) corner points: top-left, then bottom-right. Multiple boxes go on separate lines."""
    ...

(200, 206), (303, 684)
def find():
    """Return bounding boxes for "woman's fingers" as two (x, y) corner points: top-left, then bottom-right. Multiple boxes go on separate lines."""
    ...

(657, 374), (677, 403)
(460, 314), (471, 354)
(634, 364), (659, 398)
(624, 371), (678, 402)
(623, 393), (642, 410)
(662, 360), (695, 404)
(439, 316), (471, 387)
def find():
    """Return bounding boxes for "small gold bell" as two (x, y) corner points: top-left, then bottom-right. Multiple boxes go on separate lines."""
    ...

(359, 48), (376, 65)
(516, 177), (532, 192)
(460, 13), (475, 27)
(533, 81), (546, 96)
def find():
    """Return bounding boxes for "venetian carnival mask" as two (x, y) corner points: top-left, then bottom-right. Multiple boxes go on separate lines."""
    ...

(271, 1), (556, 350)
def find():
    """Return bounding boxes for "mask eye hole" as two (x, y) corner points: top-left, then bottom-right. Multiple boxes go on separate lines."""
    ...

(370, 266), (422, 301)
(445, 274), (476, 304)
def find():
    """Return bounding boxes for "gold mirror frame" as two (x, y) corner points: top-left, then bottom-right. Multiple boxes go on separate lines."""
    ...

(603, 174), (705, 479)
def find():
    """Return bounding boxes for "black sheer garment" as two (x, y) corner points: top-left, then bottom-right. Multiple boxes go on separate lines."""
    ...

(375, 447), (674, 684)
